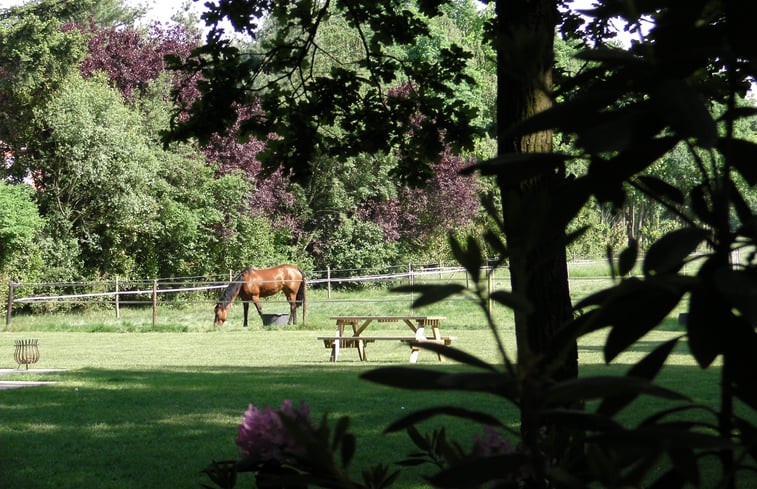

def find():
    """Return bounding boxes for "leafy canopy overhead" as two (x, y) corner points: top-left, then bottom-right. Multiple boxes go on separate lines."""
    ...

(167, 0), (484, 185)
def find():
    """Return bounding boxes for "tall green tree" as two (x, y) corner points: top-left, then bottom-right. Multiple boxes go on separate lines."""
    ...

(0, 181), (43, 274)
(25, 72), (160, 275)
(0, 0), (90, 172)
(0, 0), (147, 176)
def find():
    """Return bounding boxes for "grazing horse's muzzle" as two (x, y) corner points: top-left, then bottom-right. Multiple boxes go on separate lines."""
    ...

(213, 304), (227, 326)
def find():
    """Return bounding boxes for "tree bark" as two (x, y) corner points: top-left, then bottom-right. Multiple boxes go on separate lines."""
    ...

(494, 3), (579, 487)
(495, 0), (577, 380)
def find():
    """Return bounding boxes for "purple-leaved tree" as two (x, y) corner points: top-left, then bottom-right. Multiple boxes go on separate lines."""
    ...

(360, 147), (479, 246)
(79, 19), (199, 102)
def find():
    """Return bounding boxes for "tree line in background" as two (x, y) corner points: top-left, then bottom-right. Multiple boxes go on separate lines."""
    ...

(3, 0), (747, 293)
(0, 0), (483, 292)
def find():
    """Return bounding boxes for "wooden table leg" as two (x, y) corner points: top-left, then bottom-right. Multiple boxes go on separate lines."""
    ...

(430, 320), (444, 361)
(354, 320), (371, 361)
(409, 326), (425, 363)
(331, 321), (346, 362)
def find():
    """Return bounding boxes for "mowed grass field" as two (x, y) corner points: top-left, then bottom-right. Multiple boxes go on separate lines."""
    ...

(1, 263), (745, 489)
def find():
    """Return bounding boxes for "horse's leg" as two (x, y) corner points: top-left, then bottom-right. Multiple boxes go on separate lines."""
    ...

(252, 296), (264, 319)
(243, 302), (249, 327)
(288, 292), (297, 325)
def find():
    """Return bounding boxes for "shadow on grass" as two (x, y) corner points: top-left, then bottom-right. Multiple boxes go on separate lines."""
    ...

(1, 361), (749, 489)
(0, 365), (502, 489)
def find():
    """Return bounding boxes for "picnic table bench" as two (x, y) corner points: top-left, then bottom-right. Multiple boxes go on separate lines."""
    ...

(318, 315), (453, 363)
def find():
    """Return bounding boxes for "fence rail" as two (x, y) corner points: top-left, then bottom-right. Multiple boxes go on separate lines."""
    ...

(5, 265), (472, 327)
(4, 260), (623, 328)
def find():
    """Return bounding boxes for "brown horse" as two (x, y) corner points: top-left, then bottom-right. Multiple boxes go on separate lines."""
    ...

(214, 265), (307, 326)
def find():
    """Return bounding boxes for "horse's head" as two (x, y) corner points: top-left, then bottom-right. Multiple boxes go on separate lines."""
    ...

(214, 304), (228, 326)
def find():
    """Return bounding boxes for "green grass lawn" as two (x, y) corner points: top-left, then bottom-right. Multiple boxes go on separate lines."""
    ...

(0, 330), (511, 489)
(0, 270), (748, 489)
(1, 324), (737, 489)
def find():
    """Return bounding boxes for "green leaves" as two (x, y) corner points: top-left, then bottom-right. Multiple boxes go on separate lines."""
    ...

(543, 376), (688, 405)
(170, 0), (484, 186)
(464, 152), (572, 185)
(0, 182), (43, 269)
(0, 2), (88, 149)
(597, 337), (683, 417)
(652, 79), (717, 148)
(201, 460), (238, 489)
(686, 281), (727, 369)
(331, 416), (355, 467)
(183, 1), (757, 487)
(383, 407), (504, 434)
(361, 464), (400, 489)
(33, 72), (163, 275)
(588, 137), (679, 193)
(686, 260), (757, 378)
(636, 176), (685, 206)
(617, 239), (638, 277)
(490, 290), (533, 315)
(718, 138), (757, 185)
(449, 234), (484, 283)
(643, 228), (708, 277)
(394, 283), (467, 309)
(575, 276), (689, 362)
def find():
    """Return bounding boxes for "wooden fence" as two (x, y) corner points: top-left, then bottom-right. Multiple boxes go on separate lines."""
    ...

(5, 264), (477, 327)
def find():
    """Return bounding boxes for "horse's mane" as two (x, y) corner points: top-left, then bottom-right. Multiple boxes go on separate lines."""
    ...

(218, 270), (249, 307)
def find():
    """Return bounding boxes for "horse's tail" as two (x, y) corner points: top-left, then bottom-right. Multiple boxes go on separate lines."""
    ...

(297, 268), (307, 324)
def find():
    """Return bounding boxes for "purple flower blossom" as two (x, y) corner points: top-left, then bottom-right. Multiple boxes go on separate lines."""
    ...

(235, 400), (314, 465)
(472, 426), (514, 457)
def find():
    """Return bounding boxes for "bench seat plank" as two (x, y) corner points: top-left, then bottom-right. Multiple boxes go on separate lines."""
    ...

(317, 336), (455, 348)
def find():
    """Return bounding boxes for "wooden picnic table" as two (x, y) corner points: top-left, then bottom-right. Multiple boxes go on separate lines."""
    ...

(318, 315), (452, 363)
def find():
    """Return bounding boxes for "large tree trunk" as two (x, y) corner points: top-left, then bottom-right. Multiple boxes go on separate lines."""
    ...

(494, 3), (579, 487)
(495, 0), (577, 379)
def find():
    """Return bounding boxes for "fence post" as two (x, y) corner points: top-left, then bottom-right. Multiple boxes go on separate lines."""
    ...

(487, 267), (493, 316)
(6, 282), (14, 327)
(115, 276), (120, 319)
(152, 279), (158, 328)
(408, 263), (414, 313)
(327, 266), (332, 299)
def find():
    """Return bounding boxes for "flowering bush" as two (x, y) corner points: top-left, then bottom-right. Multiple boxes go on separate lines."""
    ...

(471, 426), (513, 458)
(236, 401), (313, 466)
(203, 400), (318, 489)
(204, 399), (405, 489)
(204, 399), (513, 489)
